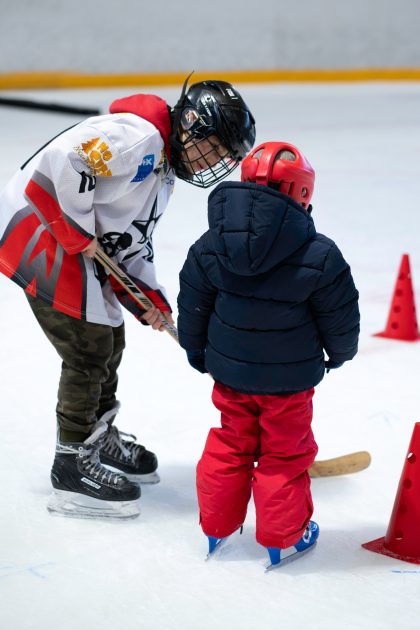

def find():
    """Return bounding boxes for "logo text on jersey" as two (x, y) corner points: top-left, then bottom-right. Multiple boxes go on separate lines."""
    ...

(74, 137), (113, 177)
(131, 154), (155, 183)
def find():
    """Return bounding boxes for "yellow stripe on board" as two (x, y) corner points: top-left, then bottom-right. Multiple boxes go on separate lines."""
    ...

(1, 69), (420, 89)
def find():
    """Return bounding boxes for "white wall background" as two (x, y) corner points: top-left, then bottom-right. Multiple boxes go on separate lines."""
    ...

(1, 0), (420, 74)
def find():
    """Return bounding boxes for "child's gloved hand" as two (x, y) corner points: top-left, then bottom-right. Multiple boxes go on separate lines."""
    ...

(325, 360), (344, 373)
(186, 350), (207, 374)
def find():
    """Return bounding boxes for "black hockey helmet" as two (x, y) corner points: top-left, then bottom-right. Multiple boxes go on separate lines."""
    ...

(169, 76), (256, 188)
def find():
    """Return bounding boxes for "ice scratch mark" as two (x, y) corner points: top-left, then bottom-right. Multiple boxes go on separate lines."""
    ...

(367, 412), (399, 428)
(0, 561), (55, 581)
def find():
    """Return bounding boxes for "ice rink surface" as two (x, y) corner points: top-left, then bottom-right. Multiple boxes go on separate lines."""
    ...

(0, 82), (419, 629)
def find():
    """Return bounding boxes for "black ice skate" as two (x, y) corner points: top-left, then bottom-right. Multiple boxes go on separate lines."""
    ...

(99, 403), (160, 484)
(48, 419), (141, 519)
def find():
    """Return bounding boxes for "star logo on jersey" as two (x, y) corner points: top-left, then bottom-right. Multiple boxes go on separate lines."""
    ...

(131, 197), (162, 245)
(131, 154), (155, 183)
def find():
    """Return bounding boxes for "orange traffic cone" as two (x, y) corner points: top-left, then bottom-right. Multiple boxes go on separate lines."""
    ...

(374, 254), (420, 341)
(362, 422), (420, 564)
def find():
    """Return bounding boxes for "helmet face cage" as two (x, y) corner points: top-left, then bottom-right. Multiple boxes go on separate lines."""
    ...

(173, 124), (238, 188)
(170, 80), (256, 188)
(171, 122), (240, 189)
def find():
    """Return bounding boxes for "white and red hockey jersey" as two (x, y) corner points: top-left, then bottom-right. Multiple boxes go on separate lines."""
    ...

(0, 94), (175, 326)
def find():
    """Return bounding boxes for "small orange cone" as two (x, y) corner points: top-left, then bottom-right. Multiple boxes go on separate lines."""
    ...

(362, 422), (420, 564)
(374, 254), (420, 341)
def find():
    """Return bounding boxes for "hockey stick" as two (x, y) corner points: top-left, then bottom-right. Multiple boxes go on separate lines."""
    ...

(94, 247), (179, 342)
(0, 96), (100, 116)
(95, 248), (371, 477)
(309, 450), (371, 477)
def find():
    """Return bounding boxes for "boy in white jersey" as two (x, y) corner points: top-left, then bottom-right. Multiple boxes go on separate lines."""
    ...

(0, 78), (255, 518)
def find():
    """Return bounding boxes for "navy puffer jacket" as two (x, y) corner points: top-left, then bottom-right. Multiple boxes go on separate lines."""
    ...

(177, 181), (359, 394)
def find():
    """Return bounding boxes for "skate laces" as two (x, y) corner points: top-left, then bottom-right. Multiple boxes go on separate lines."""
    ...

(58, 420), (127, 486)
(80, 441), (127, 486)
(102, 425), (144, 464)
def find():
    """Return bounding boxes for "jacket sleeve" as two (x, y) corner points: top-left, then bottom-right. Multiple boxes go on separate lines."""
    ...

(177, 242), (217, 351)
(309, 243), (360, 363)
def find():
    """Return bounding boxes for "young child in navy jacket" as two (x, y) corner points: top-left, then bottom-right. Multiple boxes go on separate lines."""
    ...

(177, 142), (359, 567)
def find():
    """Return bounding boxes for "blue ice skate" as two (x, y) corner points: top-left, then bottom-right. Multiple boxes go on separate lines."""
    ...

(206, 525), (243, 559)
(207, 536), (225, 556)
(266, 520), (319, 570)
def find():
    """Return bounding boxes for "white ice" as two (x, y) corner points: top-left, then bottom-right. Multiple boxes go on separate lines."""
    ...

(0, 83), (420, 629)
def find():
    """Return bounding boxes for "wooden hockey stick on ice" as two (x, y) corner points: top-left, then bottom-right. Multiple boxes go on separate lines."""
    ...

(94, 247), (179, 342)
(95, 248), (371, 477)
(309, 450), (371, 477)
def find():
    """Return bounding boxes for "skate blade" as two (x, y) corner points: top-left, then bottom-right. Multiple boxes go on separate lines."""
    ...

(206, 537), (228, 560)
(47, 490), (141, 520)
(265, 542), (317, 572)
(125, 471), (160, 484)
(103, 465), (160, 485)
(205, 526), (243, 560)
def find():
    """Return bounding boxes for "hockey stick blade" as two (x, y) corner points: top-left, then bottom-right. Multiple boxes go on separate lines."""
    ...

(309, 451), (371, 477)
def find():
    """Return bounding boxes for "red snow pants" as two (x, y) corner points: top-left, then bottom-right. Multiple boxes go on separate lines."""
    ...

(196, 382), (318, 549)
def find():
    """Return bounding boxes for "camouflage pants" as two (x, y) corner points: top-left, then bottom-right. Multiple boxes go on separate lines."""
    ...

(26, 294), (125, 441)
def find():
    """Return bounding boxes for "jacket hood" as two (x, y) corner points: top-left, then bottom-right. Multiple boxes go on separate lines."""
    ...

(207, 181), (316, 275)
(109, 94), (172, 159)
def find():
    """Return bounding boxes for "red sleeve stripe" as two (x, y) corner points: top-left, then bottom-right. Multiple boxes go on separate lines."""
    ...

(24, 177), (92, 254)
(0, 212), (41, 277)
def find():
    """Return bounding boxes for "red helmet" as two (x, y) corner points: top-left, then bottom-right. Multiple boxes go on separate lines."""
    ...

(241, 141), (315, 208)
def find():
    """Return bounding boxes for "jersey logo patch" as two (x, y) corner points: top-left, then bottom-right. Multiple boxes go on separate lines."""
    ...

(131, 154), (155, 182)
(74, 136), (113, 177)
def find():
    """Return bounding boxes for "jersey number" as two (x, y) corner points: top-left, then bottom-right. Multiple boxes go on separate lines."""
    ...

(79, 171), (96, 193)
